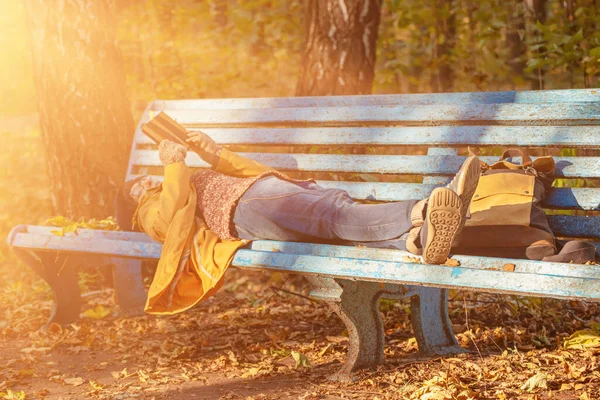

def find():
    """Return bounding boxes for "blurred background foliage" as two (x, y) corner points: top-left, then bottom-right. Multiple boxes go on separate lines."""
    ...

(3, 0), (600, 117)
(0, 2), (37, 116)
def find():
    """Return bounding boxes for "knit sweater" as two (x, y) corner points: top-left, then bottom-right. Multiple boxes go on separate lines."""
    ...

(190, 170), (306, 240)
(158, 140), (307, 240)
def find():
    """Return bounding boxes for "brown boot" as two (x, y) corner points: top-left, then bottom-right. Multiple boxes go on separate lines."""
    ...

(445, 156), (481, 235)
(422, 188), (463, 264)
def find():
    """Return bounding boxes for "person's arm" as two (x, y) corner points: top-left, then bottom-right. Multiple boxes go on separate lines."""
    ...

(187, 131), (274, 177)
(213, 148), (273, 177)
(137, 141), (192, 240)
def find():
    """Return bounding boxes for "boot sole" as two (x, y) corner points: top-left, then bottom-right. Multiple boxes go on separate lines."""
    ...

(423, 188), (463, 264)
(452, 157), (481, 235)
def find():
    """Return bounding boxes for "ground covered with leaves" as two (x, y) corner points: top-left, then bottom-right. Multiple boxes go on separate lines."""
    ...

(3, 122), (600, 400)
(2, 267), (600, 400)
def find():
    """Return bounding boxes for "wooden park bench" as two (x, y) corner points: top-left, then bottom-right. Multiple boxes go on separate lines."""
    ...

(7, 89), (600, 380)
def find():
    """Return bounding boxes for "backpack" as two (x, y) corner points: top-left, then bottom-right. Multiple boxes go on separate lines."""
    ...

(452, 148), (556, 260)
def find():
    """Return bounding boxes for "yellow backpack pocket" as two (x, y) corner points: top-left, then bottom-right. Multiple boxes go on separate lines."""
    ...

(468, 172), (535, 227)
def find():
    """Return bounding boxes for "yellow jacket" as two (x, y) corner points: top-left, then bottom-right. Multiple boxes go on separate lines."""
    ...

(135, 149), (273, 315)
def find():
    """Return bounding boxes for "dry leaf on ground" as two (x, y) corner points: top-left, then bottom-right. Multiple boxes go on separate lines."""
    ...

(520, 373), (548, 392)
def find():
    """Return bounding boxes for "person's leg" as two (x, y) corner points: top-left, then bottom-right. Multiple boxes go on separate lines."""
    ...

(349, 156), (482, 262)
(234, 156), (480, 264)
(413, 157), (481, 263)
(233, 176), (418, 243)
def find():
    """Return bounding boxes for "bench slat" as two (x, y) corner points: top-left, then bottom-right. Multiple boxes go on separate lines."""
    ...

(10, 230), (600, 299)
(164, 103), (600, 126)
(12, 214), (598, 259)
(549, 215), (600, 239)
(11, 232), (163, 259)
(152, 89), (600, 110)
(20, 225), (157, 242)
(130, 151), (600, 178)
(316, 182), (600, 211)
(249, 241), (600, 279)
(232, 250), (600, 301)
(123, 176), (600, 211)
(134, 125), (600, 147)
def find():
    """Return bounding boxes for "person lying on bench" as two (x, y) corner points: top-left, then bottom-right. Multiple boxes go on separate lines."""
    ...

(115, 124), (480, 315)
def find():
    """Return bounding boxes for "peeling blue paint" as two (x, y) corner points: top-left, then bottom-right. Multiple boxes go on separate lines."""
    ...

(450, 268), (464, 278)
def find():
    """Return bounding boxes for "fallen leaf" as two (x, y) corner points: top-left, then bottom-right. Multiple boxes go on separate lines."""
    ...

(137, 370), (150, 383)
(20, 347), (50, 354)
(560, 383), (573, 391)
(67, 346), (90, 354)
(502, 263), (516, 272)
(111, 368), (130, 379)
(563, 330), (600, 350)
(0, 390), (26, 400)
(89, 380), (104, 390)
(318, 343), (332, 357)
(64, 377), (84, 386)
(326, 336), (348, 344)
(520, 373), (548, 392)
(241, 367), (261, 378)
(291, 351), (311, 368)
(443, 258), (461, 267)
(420, 391), (452, 400)
(83, 305), (110, 320)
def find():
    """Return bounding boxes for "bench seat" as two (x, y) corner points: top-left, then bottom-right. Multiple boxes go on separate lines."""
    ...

(9, 224), (600, 300)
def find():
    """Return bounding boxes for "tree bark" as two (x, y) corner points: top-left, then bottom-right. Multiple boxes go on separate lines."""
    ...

(525, 0), (547, 89)
(296, 0), (382, 96)
(506, 0), (527, 87)
(25, 0), (134, 219)
(431, 0), (456, 92)
(532, 0), (547, 23)
(209, 0), (228, 29)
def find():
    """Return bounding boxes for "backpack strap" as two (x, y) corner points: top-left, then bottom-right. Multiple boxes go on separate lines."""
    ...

(500, 148), (533, 167)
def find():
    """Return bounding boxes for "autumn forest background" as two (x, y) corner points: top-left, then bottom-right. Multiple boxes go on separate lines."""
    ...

(5, 0), (600, 117)
(2, 0), (600, 399)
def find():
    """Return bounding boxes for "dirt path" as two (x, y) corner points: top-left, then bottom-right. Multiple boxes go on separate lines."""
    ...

(2, 269), (600, 400)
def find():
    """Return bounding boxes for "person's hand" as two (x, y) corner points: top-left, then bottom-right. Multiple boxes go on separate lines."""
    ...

(186, 130), (219, 154)
(186, 130), (221, 165)
(158, 140), (187, 166)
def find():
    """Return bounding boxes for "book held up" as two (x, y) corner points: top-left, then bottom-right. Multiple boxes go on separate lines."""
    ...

(141, 112), (190, 148)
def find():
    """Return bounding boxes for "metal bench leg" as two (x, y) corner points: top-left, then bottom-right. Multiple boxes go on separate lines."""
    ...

(328, 279), (385, 381)
(110, 258), (146, 316)
(308, 279), (465, 380)
(410, 287), (466, 356)
(13, 248), (81, 327)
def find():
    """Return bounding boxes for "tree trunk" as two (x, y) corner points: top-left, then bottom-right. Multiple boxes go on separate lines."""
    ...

(209, 0), (228, 29)
(296, 0), (382, 96)
(563, 0), (577, 88)
(25, 0), (134, 220)
(532, 0), (546, 23)
(525, 0), (547, 89)
(432, 0), (456, 92)
(506, 0), (527, 88)
(408, 26), (428, 93)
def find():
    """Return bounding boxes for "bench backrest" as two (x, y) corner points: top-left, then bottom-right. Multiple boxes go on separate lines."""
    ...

(126, 89), (600, 243)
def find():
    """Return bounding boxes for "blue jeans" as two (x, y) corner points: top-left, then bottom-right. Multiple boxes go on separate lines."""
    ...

(233, 176), (418, 251)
